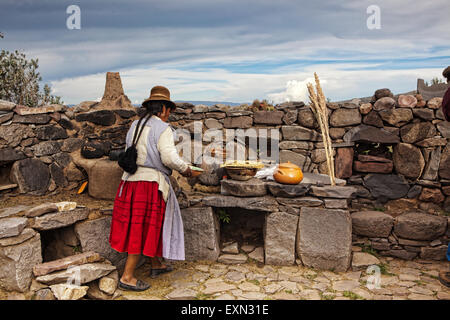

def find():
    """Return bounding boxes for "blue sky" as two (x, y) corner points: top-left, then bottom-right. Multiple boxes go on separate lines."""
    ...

(0, 0), (449, 104)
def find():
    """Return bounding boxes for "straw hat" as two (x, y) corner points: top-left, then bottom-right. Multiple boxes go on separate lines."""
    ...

(142, 85), (176, 109)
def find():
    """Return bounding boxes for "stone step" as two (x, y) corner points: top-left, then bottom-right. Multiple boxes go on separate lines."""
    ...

(33, 251), (104, 277)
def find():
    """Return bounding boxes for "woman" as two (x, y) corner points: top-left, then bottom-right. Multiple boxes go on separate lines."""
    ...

(109, 85), (192, 291)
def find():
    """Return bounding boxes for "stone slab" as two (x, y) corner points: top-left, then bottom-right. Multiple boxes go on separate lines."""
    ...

(264, 211), (298, 265)
(33, 251), (104, 277)
(31, 207), (89, 231)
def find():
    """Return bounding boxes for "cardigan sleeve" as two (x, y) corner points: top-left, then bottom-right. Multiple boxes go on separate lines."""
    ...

(157, 127), (189, 173)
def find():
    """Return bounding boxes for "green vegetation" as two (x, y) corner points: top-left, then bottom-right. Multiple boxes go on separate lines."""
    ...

(377, 263), (395, 276)
(343, 291), (364, 300)
(196, 293), (213, 300)
(217, 209), (231, 224)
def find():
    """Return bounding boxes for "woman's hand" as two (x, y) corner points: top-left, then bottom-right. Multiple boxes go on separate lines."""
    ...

(181, 166), (192, 177)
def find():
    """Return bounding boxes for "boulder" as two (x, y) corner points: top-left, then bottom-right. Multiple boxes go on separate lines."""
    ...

(0, 100), (15, 111)
(49, 163), (67, 187)
(0, 217), (28, 239)
(10, 159), (50, 194)
(264, 211), (298, 265)
(281, 126), (321, 141)
(422, 147), (441, 180)
(427, 97), (442, 109)
(32, 141), (62, 156)
(0, 124), (35, 148)
(398, 94), (417, 108)
(419, 245), (448, 261)
(329, 108), (361, 127)
(436, 121), (450, 139)
(181, 207), (220, 261)
(253, 111), (284, 125)
(439, 143), (450, 179)
(34, 125), (68, 140)
(31, 207), (89, 231)
(379, 108), (413, 126)
(33, 251), (104, 277)
(335, 147), (354, 179)
(309, 186), (357, 199)
(343, 125), (400, 144)
(0, 228), (36, 247)
(0, 147), (25, 165)
(75, 110), (116, 126)
(412, 108), (434, 121)
(393, 143), (425, 179)
(81, 141), (111, 159)
(418, 188), (445, 203)
(351, 211), (394, 237)
(61, 138), (83, 153)
(373, 88), (393, 101)
(74, 217), (127, 269)
(279, 141), (314, 150)
(351, 252), (380, 271)
(0, 205), (31, 219)
(297, 207), (352, 272)
(223, 116), (253, 128)
(221, 178), (267, 197)
(394, 212), (447, 241)
(400, 122), (436, 144)
(373, 97), (396, 111)
(359, 103), (373, 115)
(380, 249), (417, 260)
(266, 181), (310, 197)
(0, 234), (42, 292)
(282, 109), (298, 125)
(279, 150), (308, 169)
(363, 110), (384, 127)
(98, 270), (119, 295)
(297, 109), (318, 128)
(363, 174), (409, 201)
(13, 114), (51, 124)
(50, 284), (89, 300)
(36, 262), (116, 285)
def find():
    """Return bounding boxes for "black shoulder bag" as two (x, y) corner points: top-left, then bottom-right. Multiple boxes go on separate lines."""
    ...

(118, 114), (151, 174)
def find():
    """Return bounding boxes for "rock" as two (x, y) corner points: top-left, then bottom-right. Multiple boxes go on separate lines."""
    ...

(254, 111), (284, 125)
(166, 288), (197, 300)
(373, 97), (396, 111)
(86, 281), (114, 300)
(241, 244), (255, 253)
(0, 100), (15, 111)
(74, 217), (127, 269)
(279, 150), (308, 169)
(222, 242), (239, 254)
(373, 88), (393, 101)
(50, 284), (89, 300)
(400, 122), (436, 144)
(248, 247), (264, 263)
(32, 207), (89, 231)
(359, 103), (373, 115)
(0, 217), (28, 239)
(422, 147), (442, 180)
(363, 111), (384, 127)
(75, 110), (116, 126)
(394, 212), (447, 241)
(418, 188), (445, 203)
(353, 161), (393, 173)
(335, 147), (354, 179)
(324, 199), (348, 209)
(329, 127), (346, 139)
(204, 118), (223, 129)
(33, 251), (103, 277)
(330, 108), (361, 127)
(223, 116), (253, 128)
(36, 262), (116, 285)
(203, 281), (236, 295)
(0, 228), (36, 247)
(49, 163), (67, 187)
(416, 137), (447, 147)
(379, 108), (413, 126)
(264, 212), (298, 265)
(0, 205), (31, 219)
(202, 195), (279, 212)
(412, 108), (434, 120)
(10, 158), (50, 194)
(332, 280), (360, 292)
(302, 172), (347, 186)
(351, 252), (380, 271)
(218, 254), (248, 264)
(221, 178), (267, 197)
(34, 125), (68, 140)
(439, 143), (450, 179)
(32, 141), (62, 156)
(99, 270), (118, 295)
(266, 181), (310, 197)
(419, 245), (448, 260)
(296, 208), (352, 272)
(24, 203), (58, 218)
(13, 114), (51, 124)
(297, 109), (318, 128)
(343, 125), (400, 144)
(282, 109), (298, 125)
(281, 126), (321, 141)
(363, 174), (409, 201)
(0, 147), (26, 165)
(72, 155), (123, 200)
(181, 207), (220, 261)
(114, 109), (136, 119)
(436, 121), (450, 138)
(393, 143), (425, 179)
(398, 95), (417, 108)
(351, 211), (394, 237)
(381, 250), (417, 260)
(276, 197), (322, 208)
(61, 138), (83, 153)
(81, 141), (110, 159)
(427, 97), (442, 109)
(0, 124), (35, 148)
(0, 234), (42, 292)
(309, 186), (357, 199)
(34, 288), (56, 300)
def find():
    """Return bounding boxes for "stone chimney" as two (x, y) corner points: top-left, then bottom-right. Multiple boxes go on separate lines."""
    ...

(94, 72), (134, 110)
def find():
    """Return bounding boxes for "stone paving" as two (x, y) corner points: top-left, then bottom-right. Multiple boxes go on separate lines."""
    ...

(116, 256), (450, 301)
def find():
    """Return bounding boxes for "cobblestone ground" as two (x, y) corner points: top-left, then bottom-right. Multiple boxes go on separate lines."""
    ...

(116, 257), (450, 301)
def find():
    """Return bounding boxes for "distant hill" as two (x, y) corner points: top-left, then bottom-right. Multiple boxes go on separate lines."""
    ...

(174, 100), (246, 106)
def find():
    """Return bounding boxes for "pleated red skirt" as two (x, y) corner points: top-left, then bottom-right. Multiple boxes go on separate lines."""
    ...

(109, 180), (166, 257)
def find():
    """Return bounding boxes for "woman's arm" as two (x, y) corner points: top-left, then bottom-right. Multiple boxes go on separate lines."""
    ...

(158, 127), (190, 173)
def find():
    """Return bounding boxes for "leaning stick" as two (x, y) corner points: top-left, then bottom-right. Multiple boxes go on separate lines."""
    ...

(307, 73), (336, 186)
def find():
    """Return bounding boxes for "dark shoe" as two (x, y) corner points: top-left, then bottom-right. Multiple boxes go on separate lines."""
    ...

(150, 265), (174, 278)
(118, 279), (151, 292)
(438, 271), (450, 288)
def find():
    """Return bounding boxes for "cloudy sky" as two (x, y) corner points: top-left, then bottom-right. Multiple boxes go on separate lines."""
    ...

(1, 0), (449, 105)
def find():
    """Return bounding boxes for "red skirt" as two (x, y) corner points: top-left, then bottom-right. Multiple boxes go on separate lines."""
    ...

(109, 180), (166, 257)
